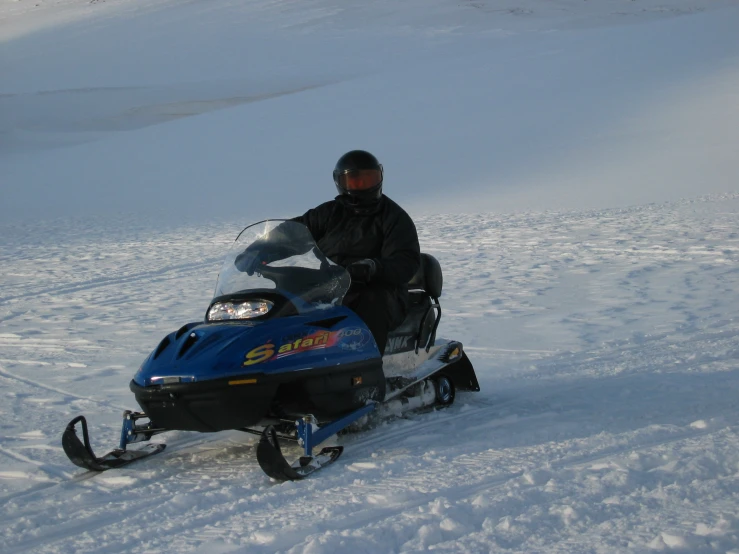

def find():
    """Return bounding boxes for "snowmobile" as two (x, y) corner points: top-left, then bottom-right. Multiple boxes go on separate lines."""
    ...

(62, 220), (479, 480)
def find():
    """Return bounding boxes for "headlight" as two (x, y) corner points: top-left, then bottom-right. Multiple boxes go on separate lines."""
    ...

(146, 375), (197, 386)
(207, 300), (273, 321)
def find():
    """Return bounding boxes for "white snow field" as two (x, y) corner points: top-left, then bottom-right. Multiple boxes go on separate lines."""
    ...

(2, 0), (739, 553)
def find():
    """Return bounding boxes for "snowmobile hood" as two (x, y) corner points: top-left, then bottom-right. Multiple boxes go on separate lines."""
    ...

(133, 305), (380, 387)
(133, 220), (379, 388)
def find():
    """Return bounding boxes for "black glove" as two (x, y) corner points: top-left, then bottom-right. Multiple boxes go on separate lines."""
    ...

(234, 247), (263, 275)
(347, 259), (377, 284)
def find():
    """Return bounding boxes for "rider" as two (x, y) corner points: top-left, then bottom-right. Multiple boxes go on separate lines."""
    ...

(238, 150), (420, 355)
(235, 150), (421, 354)
(293, 150), (421, 355)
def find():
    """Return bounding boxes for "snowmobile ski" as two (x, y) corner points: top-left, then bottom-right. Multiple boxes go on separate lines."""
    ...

(257, 425), (343, 481)
(62, 415), (165, 471)
(257, 405), (375, 481)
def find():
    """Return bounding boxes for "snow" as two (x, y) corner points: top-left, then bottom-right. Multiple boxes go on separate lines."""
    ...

(2, 0), (739, 552)
(3, 0), (739, 222)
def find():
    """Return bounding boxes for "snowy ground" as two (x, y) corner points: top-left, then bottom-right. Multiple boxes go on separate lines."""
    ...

(2, 195), (739, 553)
(3, 0), (739, 221)
(2, 0), (739, 552)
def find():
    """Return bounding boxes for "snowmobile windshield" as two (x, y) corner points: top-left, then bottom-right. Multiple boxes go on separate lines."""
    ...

(213, 220), (351, 311)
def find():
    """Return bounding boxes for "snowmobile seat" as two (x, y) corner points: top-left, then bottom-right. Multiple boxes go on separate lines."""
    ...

(408, 253), (443, 299)
(385, 254), (443, 355)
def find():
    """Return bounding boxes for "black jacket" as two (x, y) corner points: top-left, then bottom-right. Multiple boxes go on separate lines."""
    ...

(294, 195), (421, 319)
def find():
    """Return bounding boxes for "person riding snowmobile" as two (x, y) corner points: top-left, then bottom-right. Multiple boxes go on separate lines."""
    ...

(236, 150), (420, 355)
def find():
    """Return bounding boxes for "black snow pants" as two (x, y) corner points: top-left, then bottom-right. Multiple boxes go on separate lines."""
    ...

(343, 285), (405, 356)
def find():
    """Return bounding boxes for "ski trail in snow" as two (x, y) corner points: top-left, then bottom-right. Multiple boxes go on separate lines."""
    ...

(2, 496), (170, 554)
(0, 258), (221, 305)
(0, 258), (220, 305)
(0, 364), (129, 412)
(0, 445), (70, 481)
(241, 427), (724, 553)
(0, 428), (247, 506)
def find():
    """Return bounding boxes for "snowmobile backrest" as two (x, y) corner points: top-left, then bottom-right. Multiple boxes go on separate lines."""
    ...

(408, 253), (443, 298)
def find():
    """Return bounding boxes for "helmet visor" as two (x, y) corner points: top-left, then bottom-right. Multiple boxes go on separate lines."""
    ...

(335, 168), (382, 191)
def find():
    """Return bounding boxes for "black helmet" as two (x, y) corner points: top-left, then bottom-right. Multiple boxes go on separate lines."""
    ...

(333, 150), (383, 206)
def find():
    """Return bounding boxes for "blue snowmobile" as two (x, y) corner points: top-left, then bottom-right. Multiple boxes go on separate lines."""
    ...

(62, 220), (479, 480)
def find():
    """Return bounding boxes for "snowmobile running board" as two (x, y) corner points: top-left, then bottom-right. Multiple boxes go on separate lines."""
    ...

(257, 404), (376, 481)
